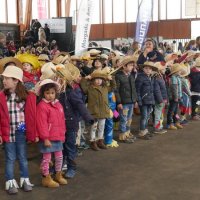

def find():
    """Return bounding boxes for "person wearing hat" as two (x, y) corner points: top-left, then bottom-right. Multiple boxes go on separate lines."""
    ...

(166, 63), (184, 130)
(59, 63), (94, 178)
(189, 57), (200, 120)
(152, 62), (168, 134)
(179, 63), (191, 125)
(136, 61), (159, 139)
(15, 53), (41, 91)
(0, 65), (37, 194)
(115, 56), (138, 143)
(80, 68), (116, 150)
(36, 79), (67, 188)
(0, 57), (23, 90)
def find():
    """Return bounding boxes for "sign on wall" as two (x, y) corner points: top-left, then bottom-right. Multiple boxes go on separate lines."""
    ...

(39, 19), (66, 33)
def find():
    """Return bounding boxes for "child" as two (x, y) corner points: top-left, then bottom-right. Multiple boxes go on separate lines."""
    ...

(179, 63), (191, 125)
(58, 64), (94, 178)
(135, 61), (158, 139)
(153, 62), (168, 134)
(81, 68), (116, 151)
(189, 57), (200, 120)
(115, 56), (137, 143)
(16, 54), (41, 91)
(36, 79), (67, 188)
(0, 65), (36, 194)
(166, 63), (183, 130)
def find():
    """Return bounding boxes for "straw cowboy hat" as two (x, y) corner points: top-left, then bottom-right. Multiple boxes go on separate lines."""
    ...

(71, 55), (81, 61)
(112, 56), (122, 68)
(35, 79), (60, 96)
(120, 56), (137, 67)
(165, 53), (179, 62)
(153, 62), (166, 71)
(141, 61), (158, 71)
(65, 63), (80, 80)
(89, 49), (101, 56)
(100, 54), (109, 60)
(90, 68), (109, 80)
(38, 54), (50, 62)
(169, 63), (183, 75)
(180, 63), (190, 77)
(0, 57), (22, 73)
(195, 57), (200, 67)
(1, 65), (23, 82)
(15, 53), (40, 69)
(40, 62), (56, 80)
(52, 52), (71, 65)
(81, 52), (92, 61)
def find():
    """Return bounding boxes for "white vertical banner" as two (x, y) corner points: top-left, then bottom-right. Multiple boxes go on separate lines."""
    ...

(75, 0), (94, 55)
(135, 0), (153, 47)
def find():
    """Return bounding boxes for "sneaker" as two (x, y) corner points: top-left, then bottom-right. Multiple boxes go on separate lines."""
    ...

(62, 164), (68, 171)
(180, 119), (189, 125)
(5, 180), (19, 195)
(20, 178), (33, 192)
(65, 169), (76, 179)
(154, 128), (167, 134)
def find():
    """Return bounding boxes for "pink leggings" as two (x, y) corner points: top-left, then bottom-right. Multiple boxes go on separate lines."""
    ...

(41, 151), (63, 176)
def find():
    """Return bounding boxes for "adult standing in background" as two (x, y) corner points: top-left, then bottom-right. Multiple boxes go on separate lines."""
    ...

(196, 36), (200, 51)
(44, 24), (50, 42)
(31, 19), (41, 42)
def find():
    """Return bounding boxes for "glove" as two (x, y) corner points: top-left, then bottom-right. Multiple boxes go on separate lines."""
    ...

(106, 140), (119, 148)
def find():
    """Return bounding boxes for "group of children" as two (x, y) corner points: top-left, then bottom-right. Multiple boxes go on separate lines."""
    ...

(0, 44), (200, 195)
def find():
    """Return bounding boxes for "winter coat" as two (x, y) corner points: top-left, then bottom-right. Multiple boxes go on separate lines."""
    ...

(135, 72), (155, 106)
(154, 75), (168, 104)
(80, 78), (116, 119)
(0, 92), (37, 142)
(36, 99), (66, 142)
(137, 50), (165, 65)
(189, 67), (200, 93)
(59, 85), (94, 132)
(115, 71), (137, 104)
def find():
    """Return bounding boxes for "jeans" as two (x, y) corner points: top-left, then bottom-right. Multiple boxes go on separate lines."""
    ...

(139, 105), (153, 130)
(63, 131), (77, 170)
(154, 103), (165, 129)
(4, 131), (29, 181)
(167, 100), (179, 125)
(191, 95), (200, 117)
(119, 104), (134, 134)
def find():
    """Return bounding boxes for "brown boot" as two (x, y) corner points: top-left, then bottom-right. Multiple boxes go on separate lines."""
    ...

(175, 123), (183, 129)
(90, 141), (100, 151)
(42, 174), (59, 188)
(97, 139), (107, 149)
(55, 172), (68, 185)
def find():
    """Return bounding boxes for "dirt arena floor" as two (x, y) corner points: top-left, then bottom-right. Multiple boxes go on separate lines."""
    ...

(0, 116), (200, 200)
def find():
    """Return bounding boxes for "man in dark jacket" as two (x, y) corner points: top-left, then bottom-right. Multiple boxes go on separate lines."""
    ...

(115, 56), (137, 143)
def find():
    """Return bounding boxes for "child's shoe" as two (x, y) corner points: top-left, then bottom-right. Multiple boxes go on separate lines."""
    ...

(154, 128), (167, 134)
(55, 172), (67, 185)
(42, 174), (59, 188)
(90, 141), (100, 151)
(118, 133), (135, 143)
(180, 119), (189, 125)
(20, 178), (33, 192)
(97, 139), (107, 149)
(175, 123), (183, 129)
(5, 179), (19, 195)
(167, 124), (177, 130)
(65, 169), (76, 179)
(138, 130), (152, 140)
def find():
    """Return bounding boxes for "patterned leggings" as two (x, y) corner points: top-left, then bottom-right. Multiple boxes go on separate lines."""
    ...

(41, 151), (63, 176)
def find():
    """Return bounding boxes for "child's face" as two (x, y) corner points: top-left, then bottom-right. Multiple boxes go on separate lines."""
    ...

(74, 75), (82, 84)
(143, 66), (153, 76)
(44, 88), (56, 102)
(123, 62), (134, 73)
(23, 63), (33, 72)
(94, 60), (102, 69)
(2, 77), (18, 91)
(93, 78), (103, 86)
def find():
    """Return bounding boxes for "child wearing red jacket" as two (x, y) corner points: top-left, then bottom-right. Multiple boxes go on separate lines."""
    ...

(36, 79), (67, 188)
(0, 65), (36, 195)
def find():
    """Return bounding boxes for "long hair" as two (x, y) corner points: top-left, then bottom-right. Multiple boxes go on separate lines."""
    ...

(4, 79), (28, 102)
